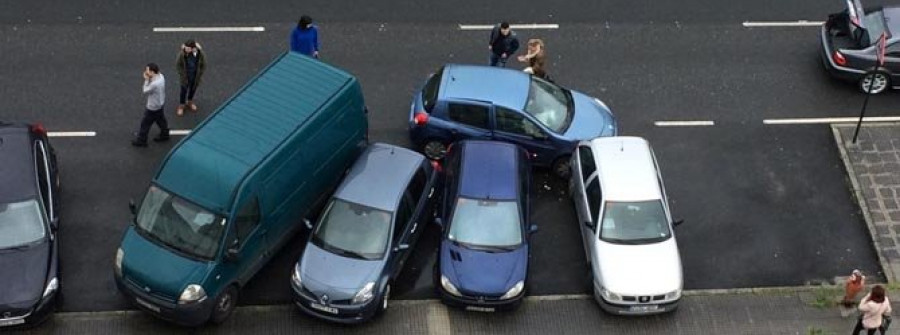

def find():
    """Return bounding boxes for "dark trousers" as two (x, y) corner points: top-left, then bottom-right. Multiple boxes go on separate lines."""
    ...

(489, 53), (508, 67)
(179, 76), (197, 104)
(135, 108), (169, 143)
(852, 318), (884, 335)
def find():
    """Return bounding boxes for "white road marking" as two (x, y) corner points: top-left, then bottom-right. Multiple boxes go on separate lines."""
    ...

(654, 120), (715, 127)
(742, 21), (824, 27)
(764, 116), (900, 124)
(48, 131), (96, 137)
(153, 27), (265, 32)
(170, 130), (192, 136)
(458, 23), (559, 30)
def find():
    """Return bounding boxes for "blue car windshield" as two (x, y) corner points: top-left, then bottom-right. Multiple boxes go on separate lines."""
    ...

(135, 185), (226, 260)
(524, 77), (572, 134)
(448, 197), (522, 248)
(312, 199), (392, 260)
(600, 200), (671, 245)
(0, 199), (47, 249)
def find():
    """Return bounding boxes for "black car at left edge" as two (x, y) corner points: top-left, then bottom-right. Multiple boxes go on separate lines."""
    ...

(821, 0), (900, 94)
(0, 121), (60, 328)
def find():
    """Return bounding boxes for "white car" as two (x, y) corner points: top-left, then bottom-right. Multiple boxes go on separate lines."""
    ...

(569, 136), (683, 315)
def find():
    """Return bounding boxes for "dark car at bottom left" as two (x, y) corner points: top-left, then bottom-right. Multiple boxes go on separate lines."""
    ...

(0, 121), (61, 328)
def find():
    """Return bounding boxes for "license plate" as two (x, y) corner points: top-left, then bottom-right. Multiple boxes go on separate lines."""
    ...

(309, 303), (338, 314)
(135, 297), (161, 313)
(0, 318), (25, 327)
(629, 305), (659, 312)
(466, 306), (496, 312)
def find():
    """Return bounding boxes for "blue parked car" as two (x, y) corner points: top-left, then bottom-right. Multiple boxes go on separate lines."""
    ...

(292, 143), (440, 323)
(409, 64), (617, 177)
(434, 140), (536, 312)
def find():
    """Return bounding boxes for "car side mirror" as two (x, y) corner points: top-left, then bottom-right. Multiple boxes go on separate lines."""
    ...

(128, 200), (137, 215)
(50, 218), (59, 231)
(584, 221), (594, 228)
(434, 217), (443, 227)
(393, 244), (410, 253)
(530, 224), (539, 234)
(673, 219), (684, 227)
(303, 218), (313, 230)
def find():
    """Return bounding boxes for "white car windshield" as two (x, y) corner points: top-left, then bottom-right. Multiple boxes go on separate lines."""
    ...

(0, 199), (47, 249)
(135, 185), (226, 260)
(312, 199), (392, 260)
(448, 197), (522, 249)
(523, 77), (572, 133)
(600, 200), (671, 244)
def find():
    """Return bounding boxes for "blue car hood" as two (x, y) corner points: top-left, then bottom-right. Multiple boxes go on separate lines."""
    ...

(120, 227), (212, 299)
(300, 243), (382, 298)
(562, 91), (616, 140)
(441, 241), (528, 296)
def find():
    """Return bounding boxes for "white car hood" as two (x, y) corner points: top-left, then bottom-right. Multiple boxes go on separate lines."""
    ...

(596, 238), (682, 295)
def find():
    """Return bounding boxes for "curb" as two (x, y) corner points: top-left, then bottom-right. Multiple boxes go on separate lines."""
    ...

(831, 123), (898, 282)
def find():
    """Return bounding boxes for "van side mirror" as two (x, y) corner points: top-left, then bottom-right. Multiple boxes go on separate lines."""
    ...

(673, 219), (684, 227)
(303, 218), (313, 230)
(225, 240), (240, 262)
(128, 200), (137, 215)
(393, 244), (409, 253)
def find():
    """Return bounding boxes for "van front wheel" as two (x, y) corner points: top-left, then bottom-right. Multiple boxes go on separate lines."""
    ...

(210, 286), (238, 325)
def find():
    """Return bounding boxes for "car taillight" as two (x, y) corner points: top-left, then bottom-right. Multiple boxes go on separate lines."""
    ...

(833, 51), (847, 66)
(31, 123), (47, 136)
(431, 160), (442, 173)
(413, 112), (429, 126)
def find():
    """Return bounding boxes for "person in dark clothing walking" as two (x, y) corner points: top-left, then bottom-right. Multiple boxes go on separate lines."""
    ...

(290, 15), (319, 58)
(175, 39), (206, 116)
(489, 22), (519, 67)
(132, 63), (169, 147)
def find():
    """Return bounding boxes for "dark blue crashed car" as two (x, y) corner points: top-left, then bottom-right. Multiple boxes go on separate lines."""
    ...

(434, 140), (536, 312)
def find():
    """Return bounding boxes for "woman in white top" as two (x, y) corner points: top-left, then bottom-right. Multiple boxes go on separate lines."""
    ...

(854, 285), (892, 335)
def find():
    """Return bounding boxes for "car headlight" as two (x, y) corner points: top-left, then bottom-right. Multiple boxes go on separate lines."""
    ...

(351, 282), (376, 304)
(665, 289), (681, 300)
(440, 275), (462, 297)
(291, 265), (302, 289)
(114, 248), (124, 277)
(42, 277), (58, 298)
(500, 281), (524, 300)
(600, 287), (621, 302)
(178, 284), (207, 305)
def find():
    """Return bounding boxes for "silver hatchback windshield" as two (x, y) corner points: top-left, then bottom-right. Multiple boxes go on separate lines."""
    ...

(448, 197), (522, 248)
(135, 185), (226, 260)
(600, 200), (671, 244)
(0, 199), (47, 249)
(311, 199), (392, 260)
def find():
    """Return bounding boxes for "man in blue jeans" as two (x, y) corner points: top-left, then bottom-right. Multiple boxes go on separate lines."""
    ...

(489, 22), (520, 67)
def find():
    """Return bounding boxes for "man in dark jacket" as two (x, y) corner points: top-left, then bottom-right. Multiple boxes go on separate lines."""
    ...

(176, 39), (206, 116)
(489, 22), (520, 67)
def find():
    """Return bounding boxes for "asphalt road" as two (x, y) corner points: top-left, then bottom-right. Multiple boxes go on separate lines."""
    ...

(0, 2), (893, 312)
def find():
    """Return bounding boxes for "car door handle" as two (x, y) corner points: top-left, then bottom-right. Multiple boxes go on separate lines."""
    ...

(428, 187), (435, 199)
(411, 222), (418, 234)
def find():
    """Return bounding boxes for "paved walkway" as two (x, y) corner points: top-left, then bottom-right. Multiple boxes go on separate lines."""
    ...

(834, 123), (900, 282)
(9, 123), (900, 335)
(12, 290), (900, 335)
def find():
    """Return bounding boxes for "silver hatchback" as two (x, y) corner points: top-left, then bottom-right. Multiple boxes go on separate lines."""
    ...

(569, 136), (683, 315)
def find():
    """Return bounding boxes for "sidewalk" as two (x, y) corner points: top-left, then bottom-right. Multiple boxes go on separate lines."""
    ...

(14, 290), (900, 335)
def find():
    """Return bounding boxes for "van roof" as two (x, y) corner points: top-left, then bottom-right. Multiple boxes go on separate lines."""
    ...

(334, 143), (425, 212)
(590, 137), (662, 201)
(155, 52), (358, 213)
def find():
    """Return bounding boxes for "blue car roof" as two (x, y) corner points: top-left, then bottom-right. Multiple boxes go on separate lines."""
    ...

(335, 143), (425, 212)
(440, 64), (530, 110)
(458, 141), (519, 201)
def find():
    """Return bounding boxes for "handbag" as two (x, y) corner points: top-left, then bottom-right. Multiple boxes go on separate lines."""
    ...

(883, 315), (892, 331)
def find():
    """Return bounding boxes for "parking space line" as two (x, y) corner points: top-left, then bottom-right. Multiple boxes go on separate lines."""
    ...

(764, 116), (900, 124)
(153, 27), (265, 32)
(48, 131), (96, 137)
(458, 24), (559, 30)
(170, 129), (192, 136)
(742, 21), (824, 27)
(654, 120), (715, 127)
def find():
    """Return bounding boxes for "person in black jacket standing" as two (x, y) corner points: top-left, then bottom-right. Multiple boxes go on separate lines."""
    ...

(176, 39), (206, 116)
(489, 22), (519, 67)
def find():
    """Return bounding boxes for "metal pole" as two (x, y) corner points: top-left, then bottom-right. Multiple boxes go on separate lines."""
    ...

(852, 70), (877, 143)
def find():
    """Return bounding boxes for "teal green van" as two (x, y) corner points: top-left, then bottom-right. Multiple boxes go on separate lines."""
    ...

(113, 52), (368, 326)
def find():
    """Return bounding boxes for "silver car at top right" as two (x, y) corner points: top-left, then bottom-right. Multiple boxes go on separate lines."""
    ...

(568, 136), (683, 315)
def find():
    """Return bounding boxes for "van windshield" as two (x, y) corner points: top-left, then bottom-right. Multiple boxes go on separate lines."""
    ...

(135, 185), (226, 260)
